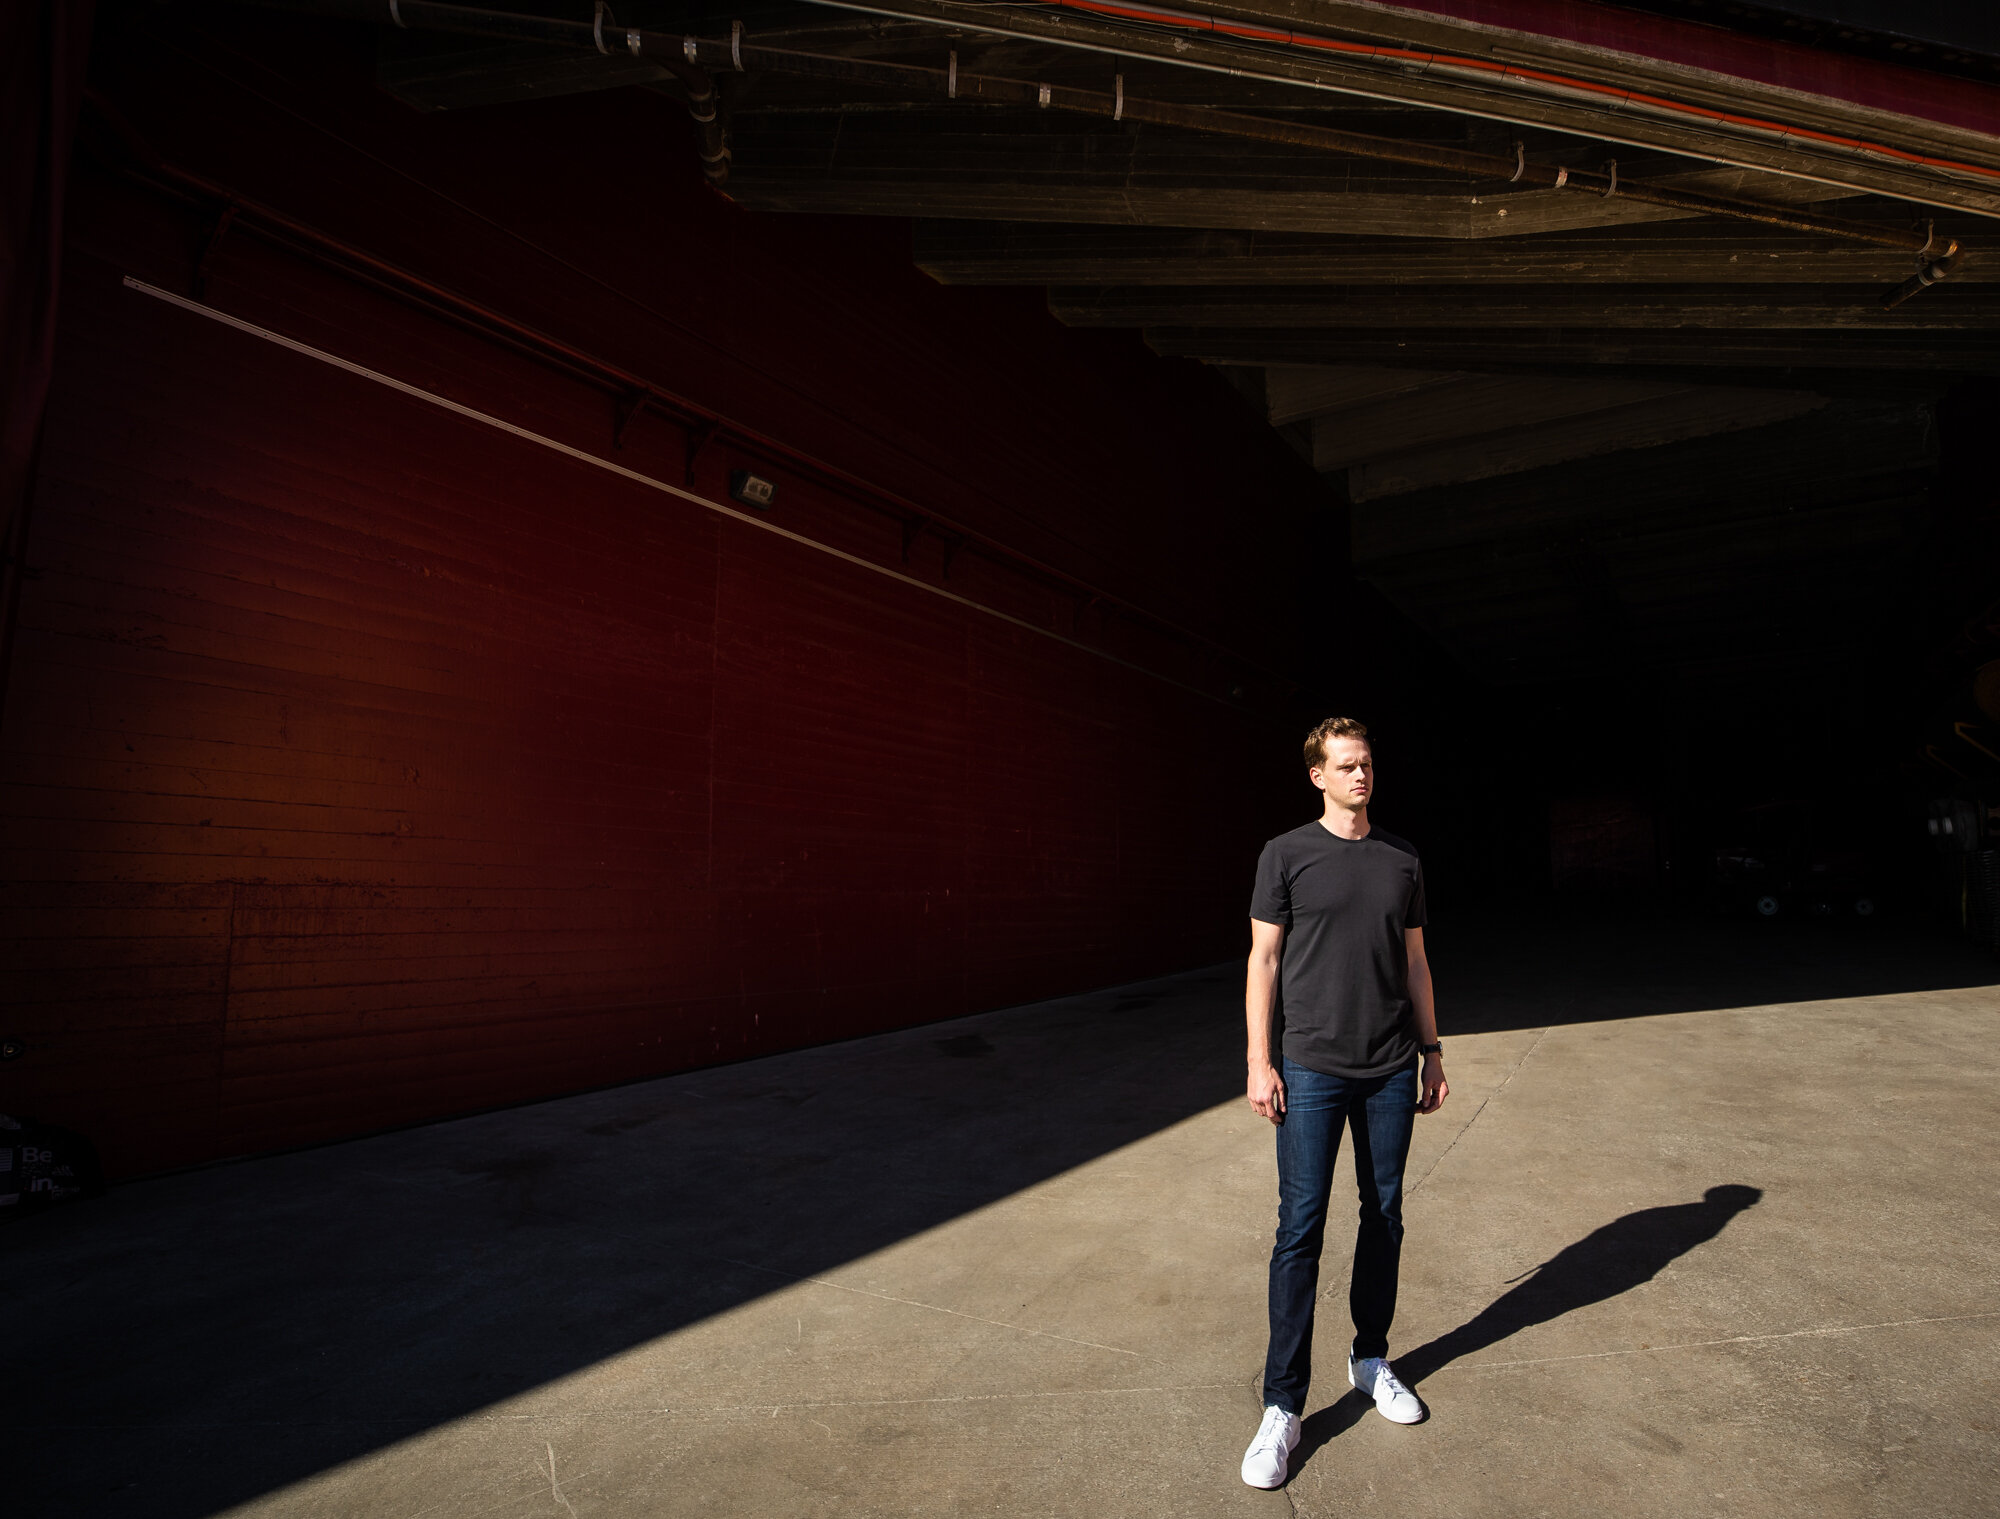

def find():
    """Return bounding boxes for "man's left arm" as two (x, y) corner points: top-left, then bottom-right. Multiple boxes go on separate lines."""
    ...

(1407, 926), (1448, 1114)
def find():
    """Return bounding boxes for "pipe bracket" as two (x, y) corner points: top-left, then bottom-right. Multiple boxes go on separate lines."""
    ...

(1881, 241), (1963, 308)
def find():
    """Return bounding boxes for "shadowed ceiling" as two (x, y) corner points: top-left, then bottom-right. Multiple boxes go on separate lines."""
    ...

(289, 0), (2000, 697)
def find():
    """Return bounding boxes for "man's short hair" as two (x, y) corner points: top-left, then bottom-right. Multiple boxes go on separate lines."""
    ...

(1303, 716), (1370, 770)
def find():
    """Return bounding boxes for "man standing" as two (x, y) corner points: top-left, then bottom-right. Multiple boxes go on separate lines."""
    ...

(1239, 716), (1448, 1490)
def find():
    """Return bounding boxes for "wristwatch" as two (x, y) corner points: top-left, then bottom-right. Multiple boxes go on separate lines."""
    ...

(1418, 1041), (1443, 1057)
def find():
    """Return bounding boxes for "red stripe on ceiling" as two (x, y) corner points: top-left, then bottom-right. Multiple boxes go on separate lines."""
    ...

(1052, 0), (2000, 185)
(1365, 0), (2000, 138)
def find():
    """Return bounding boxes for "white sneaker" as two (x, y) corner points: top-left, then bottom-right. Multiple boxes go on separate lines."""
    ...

(1240, 1404), (1302, 1488)
(1348, 1353), (1426, 1424)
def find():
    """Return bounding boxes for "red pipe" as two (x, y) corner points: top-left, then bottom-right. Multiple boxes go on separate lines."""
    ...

(1037, 0), (2000, 188)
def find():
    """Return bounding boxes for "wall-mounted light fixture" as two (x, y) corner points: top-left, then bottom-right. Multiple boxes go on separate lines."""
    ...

(730, 470), (776, 510)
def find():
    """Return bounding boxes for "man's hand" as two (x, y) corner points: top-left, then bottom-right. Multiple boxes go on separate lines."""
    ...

(1248, 1061), (1287, 1124)
(1416, 1054), (1448, 1115)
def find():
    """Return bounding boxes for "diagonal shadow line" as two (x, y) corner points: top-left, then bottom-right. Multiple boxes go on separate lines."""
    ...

(6, 968), (1245, 1519)
(1293, 1185), (1763, 1470)
(17, 909), (1989, 1518)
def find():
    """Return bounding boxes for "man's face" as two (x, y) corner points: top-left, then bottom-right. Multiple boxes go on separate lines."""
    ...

(1311, 737), (1373, 810)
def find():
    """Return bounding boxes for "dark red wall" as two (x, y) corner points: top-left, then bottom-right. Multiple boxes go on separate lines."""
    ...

(0, 9), (1322, 1176)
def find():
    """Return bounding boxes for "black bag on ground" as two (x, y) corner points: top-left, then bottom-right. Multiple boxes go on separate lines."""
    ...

(0, 1115), (105, 1217)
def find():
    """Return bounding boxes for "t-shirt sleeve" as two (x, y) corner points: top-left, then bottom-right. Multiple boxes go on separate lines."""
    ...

(1405, 861), (1429, 930)
(1249, 839), (1291, 927)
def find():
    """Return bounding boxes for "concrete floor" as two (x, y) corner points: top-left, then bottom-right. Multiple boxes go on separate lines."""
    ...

(10, 912), (1999, 1518)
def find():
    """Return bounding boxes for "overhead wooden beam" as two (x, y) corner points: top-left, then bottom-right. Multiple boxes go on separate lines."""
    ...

(1262, 364), (1463, 426)
(723, 111), (1716, 236)
(1340, 385), (1828, 499)
(793, 0), (2000, 217)
(1296, 371), (1741, 457)
(914, 221), (1999, 286)
(1049, 284), (2000, 330)
(729, 176), (1705, 237)
(1146, 327), (2000, 371)
(726, 104), (1880, 239)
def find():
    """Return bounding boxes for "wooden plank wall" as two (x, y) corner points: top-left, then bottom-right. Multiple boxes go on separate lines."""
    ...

(0, 23), (1319, 1177)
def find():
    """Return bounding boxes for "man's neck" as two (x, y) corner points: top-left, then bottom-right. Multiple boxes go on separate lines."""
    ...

(1318, 805), (1371, 840)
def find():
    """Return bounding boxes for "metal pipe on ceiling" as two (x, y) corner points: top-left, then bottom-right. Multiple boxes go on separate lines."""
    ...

(887, 0), (2000, 191)
(709, 36), (1941, 250)
(248, 0), (1964, 285)
(796, 0), (2000, 222)
(382, 0), (734, 181)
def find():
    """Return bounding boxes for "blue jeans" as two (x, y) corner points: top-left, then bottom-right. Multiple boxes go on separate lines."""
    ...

(1262, 1057), (1418, 1415)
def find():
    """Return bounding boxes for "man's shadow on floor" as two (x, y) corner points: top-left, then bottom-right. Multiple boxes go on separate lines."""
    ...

(1294, 1184), (1762, 1468)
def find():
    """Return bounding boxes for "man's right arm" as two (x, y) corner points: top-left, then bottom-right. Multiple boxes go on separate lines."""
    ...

(1246, 917), (1286, 1124)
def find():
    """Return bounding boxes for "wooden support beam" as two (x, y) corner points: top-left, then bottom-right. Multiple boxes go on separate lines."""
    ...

(1338, 385), (1828, 499)
(725, 112), (1866, 239)
(1304, 372), (1683, 464)
(1263, 364), (1463, 426)
(731, 176), (1704, 237)
(1146, 327), (2000, 371)
(914, 221), (1999, 285)
(803, 0), (2000, 218)
(1049, 284), (2000, 329)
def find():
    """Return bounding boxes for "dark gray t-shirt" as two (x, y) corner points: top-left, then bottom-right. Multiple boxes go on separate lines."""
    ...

(1249, 821), (1428, 1079)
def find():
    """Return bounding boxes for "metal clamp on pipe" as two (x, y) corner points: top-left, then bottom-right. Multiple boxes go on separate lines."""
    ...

(1882, 241), (1964, 309)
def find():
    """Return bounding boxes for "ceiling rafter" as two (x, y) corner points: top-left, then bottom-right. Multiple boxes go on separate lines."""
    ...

(792, 0), (2000, 216)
